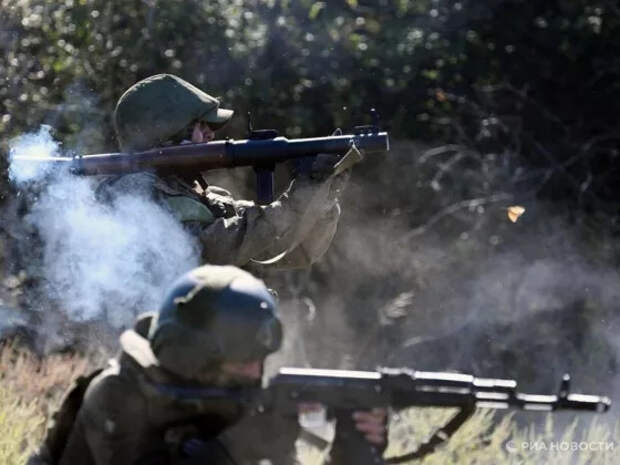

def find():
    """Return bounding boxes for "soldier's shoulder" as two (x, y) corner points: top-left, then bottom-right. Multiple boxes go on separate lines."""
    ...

(82, 361), (143, 414)
(95, 172), (158, 201)
(79, 363), (147, 436)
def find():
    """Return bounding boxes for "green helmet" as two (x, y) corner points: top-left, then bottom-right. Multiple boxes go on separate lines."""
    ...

(148, 265), (282, 380)
(114, 74), (234, 151)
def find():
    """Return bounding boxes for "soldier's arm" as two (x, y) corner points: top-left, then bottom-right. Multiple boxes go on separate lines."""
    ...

(258, 198), (340, 270)
(199, 176), (343, 269)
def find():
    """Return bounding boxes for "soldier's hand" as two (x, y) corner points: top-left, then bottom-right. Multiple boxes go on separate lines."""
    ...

(293, 148), (362, 182)
(352, 408), (388, 446)
(312, 145), (364, 180)
(310, 153), (341, 180)
(292, 154), (341, 181)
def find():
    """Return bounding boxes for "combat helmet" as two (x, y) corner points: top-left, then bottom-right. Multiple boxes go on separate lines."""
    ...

(148, 265), (282, 381)
(114, 74), (234, 151)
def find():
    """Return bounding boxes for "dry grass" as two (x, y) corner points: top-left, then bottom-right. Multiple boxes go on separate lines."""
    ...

(383, 407), (619, 465)
(298, 406), (619, 464)
(0, 386), (45, 465)
(0, 343), (91, 402)
(0, 343), (92, 464)
(0, 345), (617, 464)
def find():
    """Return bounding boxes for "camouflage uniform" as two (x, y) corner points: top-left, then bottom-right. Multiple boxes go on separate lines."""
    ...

(30, 266), (384, 465)
(53, 315), (301, 465)
(105, 74), (350, 270)
(96, 170), (342, 270)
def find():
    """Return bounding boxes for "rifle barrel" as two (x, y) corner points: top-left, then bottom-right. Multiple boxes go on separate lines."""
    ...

(270, 367), (611, 413)
(137, 367), (611, 415)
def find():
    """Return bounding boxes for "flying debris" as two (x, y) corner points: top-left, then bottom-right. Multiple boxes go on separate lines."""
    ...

(507, 205), (525, 223)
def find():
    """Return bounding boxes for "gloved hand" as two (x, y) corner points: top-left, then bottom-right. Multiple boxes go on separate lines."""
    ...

(352, 408), (388, 446)
(329, 408), (388, 464)
(293, 144), (364, 182)
(309, 153), (342, 181)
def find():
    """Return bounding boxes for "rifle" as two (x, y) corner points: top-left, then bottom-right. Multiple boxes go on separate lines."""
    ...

(264, 367), (610, 412)
(13, 112), (389, 204)
(148, 367), (611, 463)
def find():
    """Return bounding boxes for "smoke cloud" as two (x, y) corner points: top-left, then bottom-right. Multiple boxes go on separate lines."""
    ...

(9, 126), (200, 328)
(8, 125), (62, 183)
(274, 140), (618, 416)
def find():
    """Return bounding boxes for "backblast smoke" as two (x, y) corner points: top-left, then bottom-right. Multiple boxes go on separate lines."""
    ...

(8, 126), (200, 329)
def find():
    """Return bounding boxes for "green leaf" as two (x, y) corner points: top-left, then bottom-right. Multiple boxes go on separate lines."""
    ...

(422, 69), (439, 80)
(309, 2), (325, 20)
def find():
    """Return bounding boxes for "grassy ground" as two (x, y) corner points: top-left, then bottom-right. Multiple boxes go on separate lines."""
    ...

(0, 343), (91, 464)
(1, 345), (617, 465)
(384, 408), (618, 465)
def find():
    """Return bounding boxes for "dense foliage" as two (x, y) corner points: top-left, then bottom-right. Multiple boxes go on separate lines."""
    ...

(1, 0), (619, 222)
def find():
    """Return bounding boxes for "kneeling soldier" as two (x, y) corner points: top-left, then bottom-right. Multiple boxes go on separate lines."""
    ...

(31, 265), (386, 465)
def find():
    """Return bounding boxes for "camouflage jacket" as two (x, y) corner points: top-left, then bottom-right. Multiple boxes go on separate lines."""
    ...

(95, 171), (343, 272)
(30, 315), (382, 465)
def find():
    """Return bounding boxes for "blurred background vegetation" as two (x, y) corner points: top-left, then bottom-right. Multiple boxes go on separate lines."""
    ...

(1, 0), (619, 219)
(1, 0), (619, 459)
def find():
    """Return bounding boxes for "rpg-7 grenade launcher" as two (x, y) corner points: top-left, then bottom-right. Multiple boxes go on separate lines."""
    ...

(14, 110), (389, 204)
